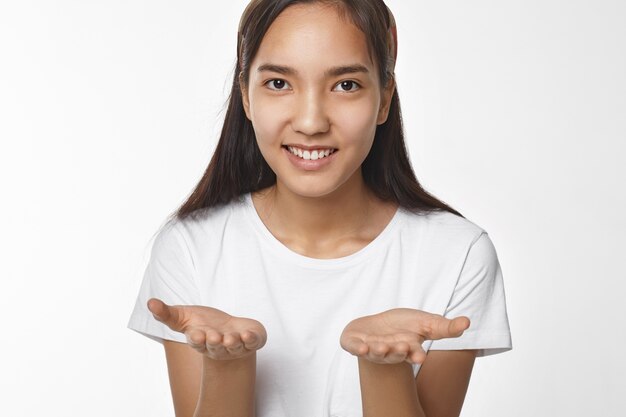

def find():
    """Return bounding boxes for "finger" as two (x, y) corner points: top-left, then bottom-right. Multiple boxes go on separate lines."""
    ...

(241, 331), (256, 348)
(366, 342), (390, 363)
(452, 316), (471, 335)
(407, 345), (428, 364)
(206, 343), (228, 358)
(223, 332), (244, 353)
(425, 315), (470, 340)
(226, 345), (245, 355)
(222, 332), (240, 347)
(241, 331), (262, 350)
(243, 330), (268, 350)
(204, 329), (223, 347)
(147, 298), (185, 332)
(185, 329), (207, 353)
(341, 336), (369, 356)
(147, 298), (166, 320)
(446, 316), (470, 337)
(384, 342), (410, 364)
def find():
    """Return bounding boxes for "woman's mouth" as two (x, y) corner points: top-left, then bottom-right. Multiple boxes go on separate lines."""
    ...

(282, 145), (337, 161)
(282, 145), (338, 171)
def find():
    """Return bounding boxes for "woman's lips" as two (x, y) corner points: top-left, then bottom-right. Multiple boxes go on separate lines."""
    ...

(283, 146), (337, 171)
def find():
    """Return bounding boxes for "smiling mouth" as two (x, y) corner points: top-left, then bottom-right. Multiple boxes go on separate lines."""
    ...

(282, 145), (337, 161)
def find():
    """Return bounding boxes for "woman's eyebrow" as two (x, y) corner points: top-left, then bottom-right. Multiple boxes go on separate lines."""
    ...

(326, 64), (369, 77)
(257, 64), (295, 75)
(256, 63), (369, 77)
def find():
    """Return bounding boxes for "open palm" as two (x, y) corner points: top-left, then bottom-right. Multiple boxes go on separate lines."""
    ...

(340, 308), (470, 364)
(147, 298), (267, 360)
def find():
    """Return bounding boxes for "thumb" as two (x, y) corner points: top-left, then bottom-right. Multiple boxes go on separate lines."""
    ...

(448, 316), (471, 338)
(427, 315), (470, 340)
(147, 298), (185, 332)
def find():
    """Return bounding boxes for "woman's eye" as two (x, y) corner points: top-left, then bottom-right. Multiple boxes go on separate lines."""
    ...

(333, 80), (360, 92)
(265, 79), (290, 91)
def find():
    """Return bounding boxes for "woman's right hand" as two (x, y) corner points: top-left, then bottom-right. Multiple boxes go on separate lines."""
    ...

(147, 298), (267, 361)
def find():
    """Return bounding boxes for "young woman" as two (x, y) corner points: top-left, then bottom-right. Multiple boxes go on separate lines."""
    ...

(128, 1), (512, 416)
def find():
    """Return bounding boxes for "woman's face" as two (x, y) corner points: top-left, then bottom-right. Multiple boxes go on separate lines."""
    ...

(242, 3), (394, 199)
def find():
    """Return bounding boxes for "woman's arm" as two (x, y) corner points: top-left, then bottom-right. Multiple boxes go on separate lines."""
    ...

(358, 358), (425, 417)
(194, 353), (257, 417)
(163, 341), (202, 416)
(415, 350), (476, 417)
(358, 349), (476, 417)
(340, 308), (473, 417)
(163, 341), (257, 417)
(150, 299), (265, 417)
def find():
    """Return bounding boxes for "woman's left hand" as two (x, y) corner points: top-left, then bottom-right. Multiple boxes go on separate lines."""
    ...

(340, 308), (470, 365)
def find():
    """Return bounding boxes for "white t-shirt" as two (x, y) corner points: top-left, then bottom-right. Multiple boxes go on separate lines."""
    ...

(128, 192), (512, 417)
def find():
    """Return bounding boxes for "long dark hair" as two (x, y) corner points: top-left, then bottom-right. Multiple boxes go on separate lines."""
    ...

(170, 0), (463, 221)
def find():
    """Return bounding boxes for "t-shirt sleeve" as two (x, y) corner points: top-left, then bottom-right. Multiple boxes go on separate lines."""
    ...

(428, 232), (512, 357)
(127, 221), (200, 344)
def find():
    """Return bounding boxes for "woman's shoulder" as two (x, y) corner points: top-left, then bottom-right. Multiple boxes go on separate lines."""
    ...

(402, 208), (485, 233)
(398, 209), (499, 276)
(181, 195), (249, 224)
(399, 208), (487, 248)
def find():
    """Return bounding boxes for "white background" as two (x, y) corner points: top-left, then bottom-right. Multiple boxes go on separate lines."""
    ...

(1, 0), (624, 415)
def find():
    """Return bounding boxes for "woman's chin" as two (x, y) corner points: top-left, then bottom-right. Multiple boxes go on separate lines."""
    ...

(276, 180), (343, 200)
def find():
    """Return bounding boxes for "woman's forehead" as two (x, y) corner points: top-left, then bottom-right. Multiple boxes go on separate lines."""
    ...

(252, 3), (374, 73)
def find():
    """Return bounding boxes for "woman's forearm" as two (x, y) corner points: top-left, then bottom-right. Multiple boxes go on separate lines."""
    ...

(358, 358), (426, 417)
(193, 353), (256, 417)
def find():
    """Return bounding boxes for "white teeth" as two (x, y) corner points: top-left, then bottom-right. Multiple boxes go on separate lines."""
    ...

(287, 146), (335, 161)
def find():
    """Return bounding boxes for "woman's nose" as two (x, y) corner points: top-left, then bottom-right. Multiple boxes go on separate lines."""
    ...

(290, 90), (330, 136)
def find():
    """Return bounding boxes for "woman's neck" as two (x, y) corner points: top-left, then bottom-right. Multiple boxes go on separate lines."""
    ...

(251, 173), (398, 258)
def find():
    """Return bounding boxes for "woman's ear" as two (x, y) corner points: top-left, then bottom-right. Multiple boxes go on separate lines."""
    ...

(239, 72), (252, 120)
(376, 77), (396, 125)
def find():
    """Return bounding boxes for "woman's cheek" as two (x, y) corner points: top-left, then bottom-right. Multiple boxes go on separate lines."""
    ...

(332, 100), (378, 148)
(251, 95), (289, 146)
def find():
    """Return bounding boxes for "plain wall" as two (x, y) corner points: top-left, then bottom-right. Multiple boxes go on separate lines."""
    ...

(1, 0), (624, 415)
